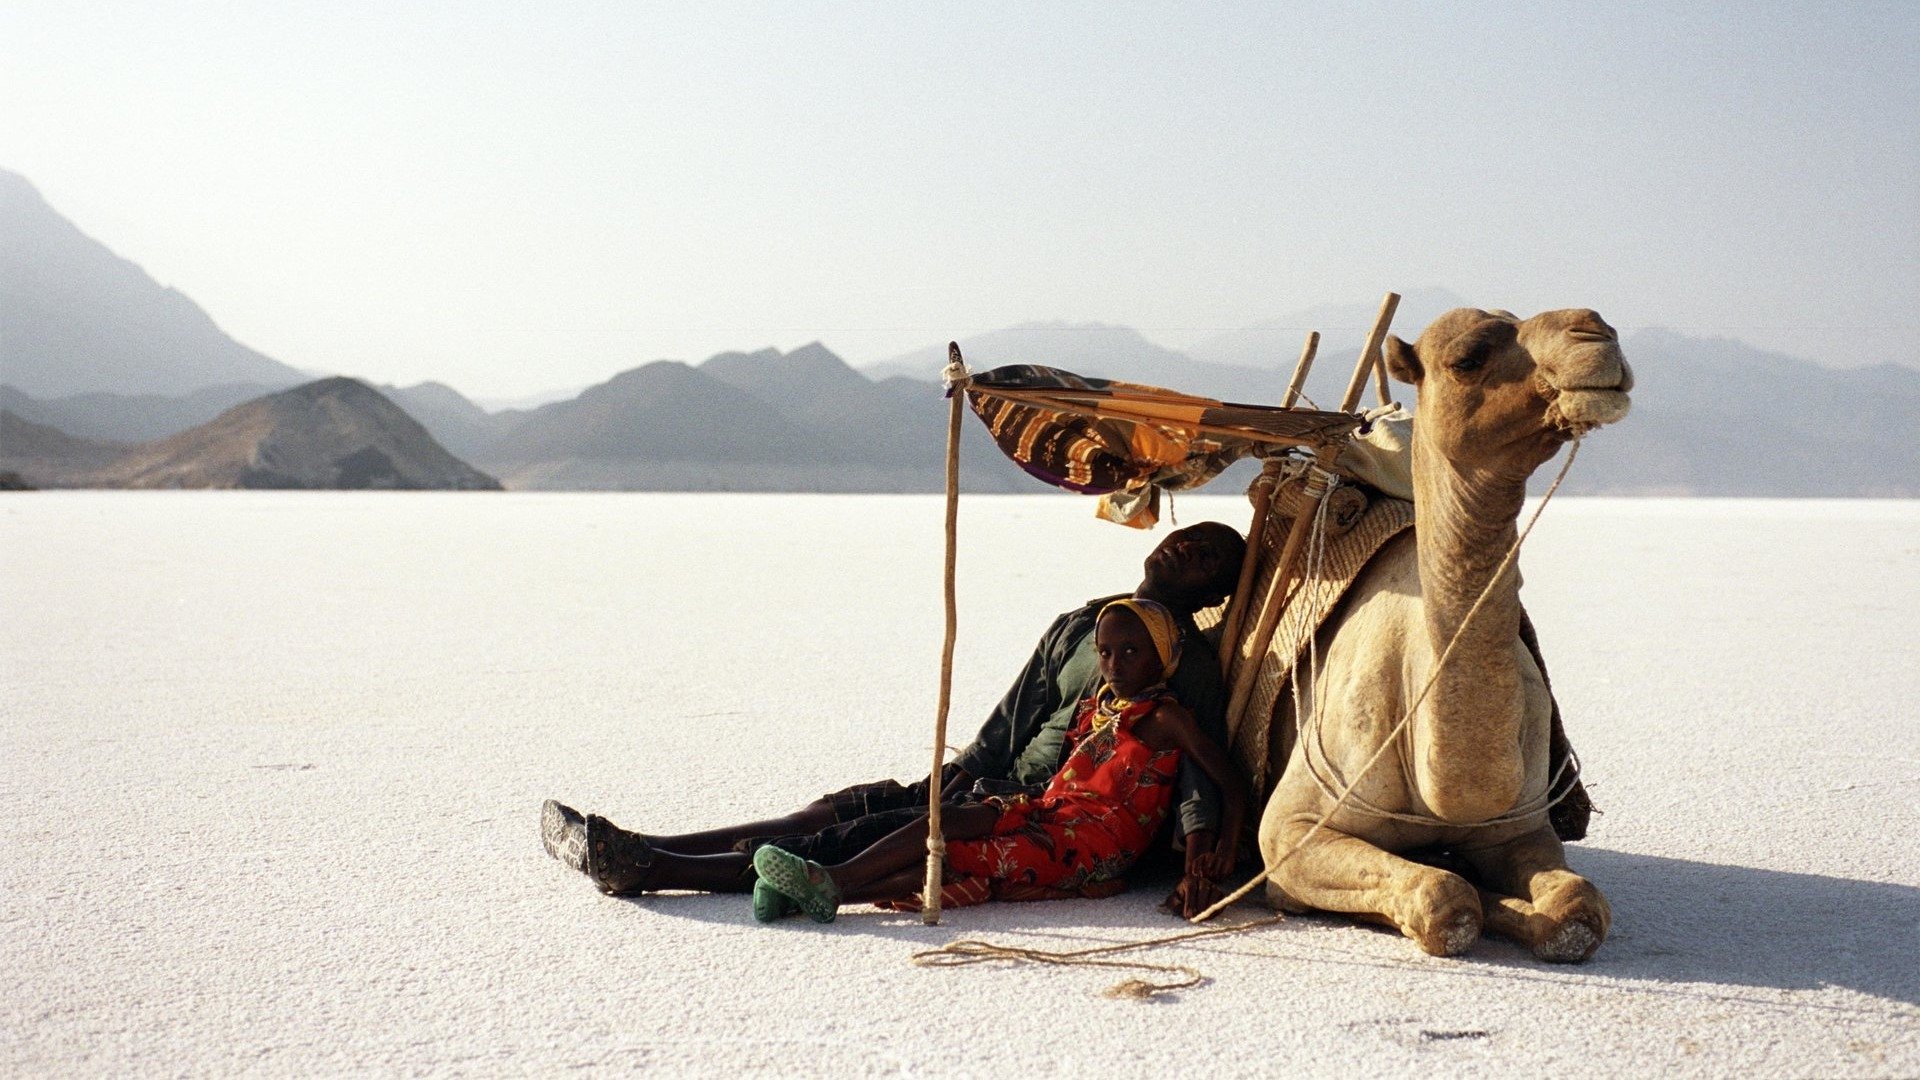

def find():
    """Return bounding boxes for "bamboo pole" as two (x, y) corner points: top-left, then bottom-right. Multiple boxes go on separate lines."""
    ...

(1340, 293), (1401, 414)
(1217, 475), (1275, 678)
(1218, 331), (1320, 676)
(923, 343), (966, 925)
(1223, 294), (1399, 735)
(1282, 331), (1321, 409)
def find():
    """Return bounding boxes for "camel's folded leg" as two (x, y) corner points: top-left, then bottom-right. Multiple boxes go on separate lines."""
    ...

(1462, 825), (1610, 963)
(1263, 820), (1483, 957)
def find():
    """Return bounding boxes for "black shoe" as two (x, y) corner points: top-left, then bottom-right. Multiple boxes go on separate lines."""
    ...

(541, 800), (588, 873)
(586, 814), (657, 896)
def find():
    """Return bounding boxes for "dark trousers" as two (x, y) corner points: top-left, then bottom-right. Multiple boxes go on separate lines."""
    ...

(750, 764), (988, 864)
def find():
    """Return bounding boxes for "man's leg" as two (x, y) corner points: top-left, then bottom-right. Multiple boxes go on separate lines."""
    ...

(635, 765), (961, 856)
(643, 799), (840, 856)
(542, 767), (967, 892)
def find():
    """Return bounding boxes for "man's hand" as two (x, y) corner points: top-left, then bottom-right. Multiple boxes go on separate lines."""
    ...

(938, 767), (973, 801)
(1163, 829), (1223, 919)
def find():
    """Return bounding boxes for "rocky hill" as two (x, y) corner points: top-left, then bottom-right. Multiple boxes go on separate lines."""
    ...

(0, 381), (284, 443)
(0, 378), (501, 490)
(0, 410), (129, 485)
(0, 170), (309, 398)
(467, 346), (1023, 491)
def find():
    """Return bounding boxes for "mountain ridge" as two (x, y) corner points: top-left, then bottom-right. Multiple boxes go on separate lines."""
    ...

(0, 377), (501, 490)
(0, 169), (310, 397)
(4, 167), (1911, 497)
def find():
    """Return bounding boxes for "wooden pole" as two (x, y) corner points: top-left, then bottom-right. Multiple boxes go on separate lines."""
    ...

(1224, 295), (1399, 734)
(1218, 332), (1320, 676)
(923, 344), (966, 924)
(1282, 331), (1321, 409)
(1340, 293), (1401, 413)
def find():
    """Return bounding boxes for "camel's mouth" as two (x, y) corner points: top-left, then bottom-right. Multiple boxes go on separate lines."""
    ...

(1547, 387), (1632, 435)
(1542, 344), (1633, 436)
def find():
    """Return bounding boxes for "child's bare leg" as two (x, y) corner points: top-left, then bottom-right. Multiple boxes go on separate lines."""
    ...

(830, 803), (1000, 904)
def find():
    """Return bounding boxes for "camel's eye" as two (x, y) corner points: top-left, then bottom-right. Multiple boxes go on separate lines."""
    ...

(1445, 321), (1512, 374)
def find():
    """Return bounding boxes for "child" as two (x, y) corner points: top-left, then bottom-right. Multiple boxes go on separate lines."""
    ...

(753, 597), (1249, 922)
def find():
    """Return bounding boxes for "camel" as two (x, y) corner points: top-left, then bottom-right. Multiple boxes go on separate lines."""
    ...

(1255, 306), (1632, 962)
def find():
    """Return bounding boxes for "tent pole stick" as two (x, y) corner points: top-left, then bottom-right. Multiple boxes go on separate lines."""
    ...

(1225, 295), (1399, 735)
(1340, 293), (1401, 412)
(1282, 330), (1321, 409)
(924, 345), (966, 925)
(1218, 331), (1320, 676)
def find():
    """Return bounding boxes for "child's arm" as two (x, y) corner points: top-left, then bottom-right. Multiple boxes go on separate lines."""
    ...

(1141, 701), (1249, 877)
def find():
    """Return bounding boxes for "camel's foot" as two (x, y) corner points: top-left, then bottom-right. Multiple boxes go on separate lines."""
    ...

(1481, 879), (1610, 963)
(1538, 917), (1600, 964)
(1258, 820), (1484, 957)
(1400, 872), (1483, 957)
(1534, 877), (1610, 963)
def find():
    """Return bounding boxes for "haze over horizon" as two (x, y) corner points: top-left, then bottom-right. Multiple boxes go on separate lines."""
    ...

(4, 3), (1913, 399)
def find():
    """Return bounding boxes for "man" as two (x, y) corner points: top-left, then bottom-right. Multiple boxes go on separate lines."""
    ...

(543, 520), (1249, 918)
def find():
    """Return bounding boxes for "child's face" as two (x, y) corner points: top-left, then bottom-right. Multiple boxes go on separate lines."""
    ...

(1095, 609), (1164, 698)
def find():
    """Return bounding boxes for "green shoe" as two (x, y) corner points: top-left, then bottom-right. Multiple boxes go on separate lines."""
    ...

(752, 845), (841, 924)
(751, 879), (797, 923)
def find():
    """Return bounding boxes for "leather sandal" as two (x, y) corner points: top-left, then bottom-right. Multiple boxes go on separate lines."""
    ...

(586, 814), (658, 896)
(540, 800), (588, 873)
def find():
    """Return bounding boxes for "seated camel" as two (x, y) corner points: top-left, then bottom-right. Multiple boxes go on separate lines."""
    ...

(1257, 307), (1632, 962)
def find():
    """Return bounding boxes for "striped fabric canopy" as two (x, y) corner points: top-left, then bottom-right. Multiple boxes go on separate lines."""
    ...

(959, 364), (1360, 527)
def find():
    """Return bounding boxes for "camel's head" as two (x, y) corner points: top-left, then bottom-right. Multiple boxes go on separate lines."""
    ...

(1384, 307), (1633, 475)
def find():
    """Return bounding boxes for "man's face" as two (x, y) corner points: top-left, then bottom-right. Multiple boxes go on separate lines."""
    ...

(1141, 522), (1238, 606)
(1096, 608), (1163, 698)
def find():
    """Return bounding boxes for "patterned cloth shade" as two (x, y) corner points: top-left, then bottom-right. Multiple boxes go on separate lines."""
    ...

(959, 364), (1360, 527)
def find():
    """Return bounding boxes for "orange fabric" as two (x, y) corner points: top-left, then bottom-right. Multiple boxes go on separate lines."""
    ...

(886, 689), (1181, 911)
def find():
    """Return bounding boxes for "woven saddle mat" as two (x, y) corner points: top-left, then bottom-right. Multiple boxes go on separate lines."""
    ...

(1199, 493), (1415, 793)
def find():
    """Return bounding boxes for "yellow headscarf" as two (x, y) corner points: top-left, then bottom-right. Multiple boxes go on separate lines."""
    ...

(1099, 597), (1182, 680)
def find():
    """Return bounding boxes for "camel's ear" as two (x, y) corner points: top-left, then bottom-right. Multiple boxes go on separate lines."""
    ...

(1384, 336), (1422, 384)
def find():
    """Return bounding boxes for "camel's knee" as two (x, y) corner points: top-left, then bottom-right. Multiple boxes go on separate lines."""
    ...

(1263, 875), (1311, 914)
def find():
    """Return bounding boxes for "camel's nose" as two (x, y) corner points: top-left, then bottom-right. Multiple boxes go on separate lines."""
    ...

(1547, 311), (1631, 393)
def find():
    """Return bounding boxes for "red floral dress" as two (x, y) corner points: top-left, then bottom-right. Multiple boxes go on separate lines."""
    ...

(916, 687), (1183, 909)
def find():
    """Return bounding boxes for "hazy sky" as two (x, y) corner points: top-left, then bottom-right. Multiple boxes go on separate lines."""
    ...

(4, 2), (1914, 397)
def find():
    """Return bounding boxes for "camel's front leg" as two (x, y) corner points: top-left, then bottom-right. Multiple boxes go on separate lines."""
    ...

(1463, 825), (1610, 963)
(1262, 817), (1483, 957)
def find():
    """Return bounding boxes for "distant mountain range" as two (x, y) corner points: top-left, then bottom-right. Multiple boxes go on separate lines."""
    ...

(1, 377), (500, 490)
(2, 167), (1914, 496)
(0, 170), (307, 397)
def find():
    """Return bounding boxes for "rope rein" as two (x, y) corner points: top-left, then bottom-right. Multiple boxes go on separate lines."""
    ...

(912, 438), (1584, 996)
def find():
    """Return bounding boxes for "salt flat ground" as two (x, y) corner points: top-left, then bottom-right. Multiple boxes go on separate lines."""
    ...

(2, 492), (1916, 1078)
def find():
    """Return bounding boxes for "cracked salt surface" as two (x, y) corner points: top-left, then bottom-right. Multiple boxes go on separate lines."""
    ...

(3, 492), (1917, 1077)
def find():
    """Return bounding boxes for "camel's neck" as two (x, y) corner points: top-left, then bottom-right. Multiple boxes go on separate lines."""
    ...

(1409, 436), (1531, 821)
